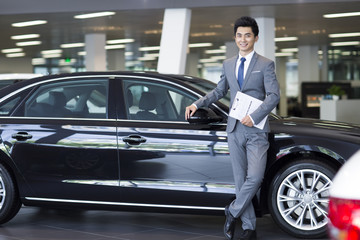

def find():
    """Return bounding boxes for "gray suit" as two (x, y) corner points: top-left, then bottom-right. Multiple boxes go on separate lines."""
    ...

(194, 52), (280, 230)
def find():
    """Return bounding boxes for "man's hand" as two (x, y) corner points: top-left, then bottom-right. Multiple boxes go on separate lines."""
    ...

(241, 115), (254, 127)
(185, 104), (197, 120)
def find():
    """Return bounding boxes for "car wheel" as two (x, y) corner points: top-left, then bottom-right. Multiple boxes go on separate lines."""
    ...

(268, 159), (336, 238)
(0, 163), (22, 224)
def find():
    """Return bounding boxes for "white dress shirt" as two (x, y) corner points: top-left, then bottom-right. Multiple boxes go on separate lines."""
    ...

(235, 50), (255, 80)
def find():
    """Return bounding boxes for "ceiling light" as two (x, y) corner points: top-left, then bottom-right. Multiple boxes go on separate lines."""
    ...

(41, 49), (62, 55)
(12, 20), (47, 27)
(11, 34), (40, 40)
(145, 30), (162, 35)
(275, 52), (294, 57)
(78, 51), (86, 56)
(281, 48), (299, 52)
(329, 32), (360, 38)
(189, 43), (213, 48)
(32, 58), (46, 65)
(16, 41), (42, 46)
(105, 44), (125, 50)
(138, 56), (156, 61)
(1, 48), (23, 53)
(42, 53), (62, 58)
(205, 49), (226, 54)
(330, 41), (360, 46)
(275, 37), (298, 42)
(341, 51), (352, 56)
(211, 56), (226, 60)
(324, 12), (360, 18)
(106, 39), (135, 44)
(191, 32), (217, 37)
(74, 12), (115, 19)
(60, 43), (85, 48)
(203, 62), (222, 67)
(6, 52), (25, 58)
(328, 49), (342, 54)
(144, 53), (159, 58)
(139, 46), (161, 51)
(199, 58), (218, 63)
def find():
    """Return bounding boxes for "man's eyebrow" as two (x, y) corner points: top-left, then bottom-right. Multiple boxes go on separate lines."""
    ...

(236, 32), (253, 35)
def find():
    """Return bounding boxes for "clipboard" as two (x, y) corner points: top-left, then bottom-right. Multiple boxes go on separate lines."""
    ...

(229, 91), (267, 129)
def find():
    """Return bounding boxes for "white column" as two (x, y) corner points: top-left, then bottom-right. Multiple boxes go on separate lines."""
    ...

(107, 49), (125, 71)
(321, 45), (328, 82)
(255, 17), (275, 62)
(297, 45), (319, 103)
(157, 8), (191, 74)
(85, 33), (106, 71)
(298, 45), (319, 82)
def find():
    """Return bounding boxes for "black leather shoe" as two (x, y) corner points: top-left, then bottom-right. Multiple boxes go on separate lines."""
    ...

(224, 205), (236, 240)
(238, 229), (256, 240)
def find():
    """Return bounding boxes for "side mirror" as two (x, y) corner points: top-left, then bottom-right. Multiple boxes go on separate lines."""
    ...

(187, 108), (223, 124)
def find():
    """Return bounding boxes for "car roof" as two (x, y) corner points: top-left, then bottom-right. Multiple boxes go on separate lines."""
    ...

(0, 71), (206, 100)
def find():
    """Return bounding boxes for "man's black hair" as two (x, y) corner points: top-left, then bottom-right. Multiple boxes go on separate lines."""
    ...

(233, 16), (259, 37)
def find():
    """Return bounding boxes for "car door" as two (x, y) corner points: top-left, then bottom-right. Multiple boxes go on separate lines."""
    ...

(116, 76), (234, 210)
(0, 76), (120, 202)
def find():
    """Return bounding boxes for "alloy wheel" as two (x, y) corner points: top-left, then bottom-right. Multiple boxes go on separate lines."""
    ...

(276, 168), (332, 231)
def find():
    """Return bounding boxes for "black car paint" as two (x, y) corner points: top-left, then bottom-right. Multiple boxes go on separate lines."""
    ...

(0, 71), (359, 218)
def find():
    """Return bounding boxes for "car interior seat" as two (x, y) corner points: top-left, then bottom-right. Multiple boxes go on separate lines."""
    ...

(48, 91), (72, 117)
(135, 92), (158, 120)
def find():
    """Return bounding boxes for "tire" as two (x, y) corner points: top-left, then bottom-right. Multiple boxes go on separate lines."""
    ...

(0, 163), (22, 224)
(268, 159), (336, 238)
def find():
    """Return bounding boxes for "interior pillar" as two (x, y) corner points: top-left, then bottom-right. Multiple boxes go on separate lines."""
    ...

(157, 8), (191, 74)
(85, 33), (106, 71)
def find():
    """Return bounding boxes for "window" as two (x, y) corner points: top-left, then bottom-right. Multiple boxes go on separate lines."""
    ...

(25, 79), (108, 119)
(123, 79), (196, 122)
(0, 96), (21, 116)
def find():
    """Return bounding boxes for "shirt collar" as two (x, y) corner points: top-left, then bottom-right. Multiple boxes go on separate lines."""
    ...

(238, 50), (255, 62)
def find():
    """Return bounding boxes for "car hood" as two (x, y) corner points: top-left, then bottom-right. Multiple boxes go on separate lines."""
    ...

(271, 116), (360, 144)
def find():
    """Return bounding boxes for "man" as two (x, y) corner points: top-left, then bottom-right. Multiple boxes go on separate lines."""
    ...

(185, 16), (280, 240)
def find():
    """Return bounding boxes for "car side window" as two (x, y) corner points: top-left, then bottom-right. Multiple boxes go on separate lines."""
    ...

(123, 79), (196, 122)
(0, 96), (21, 116)
(24, 79), (108, 119)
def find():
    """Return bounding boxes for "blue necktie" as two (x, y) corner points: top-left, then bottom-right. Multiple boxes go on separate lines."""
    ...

(238, 57), (246, 89)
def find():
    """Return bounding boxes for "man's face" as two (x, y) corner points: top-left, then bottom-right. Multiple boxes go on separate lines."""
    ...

(235, 26), (258, 56)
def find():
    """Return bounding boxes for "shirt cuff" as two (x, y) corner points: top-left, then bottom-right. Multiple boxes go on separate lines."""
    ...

(192, 103), (198, 109)
(249, 115), (255, 125)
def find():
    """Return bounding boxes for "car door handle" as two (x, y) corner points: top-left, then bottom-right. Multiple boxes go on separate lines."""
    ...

(12, 132), (33, 141)
(122, 135), (147, 145)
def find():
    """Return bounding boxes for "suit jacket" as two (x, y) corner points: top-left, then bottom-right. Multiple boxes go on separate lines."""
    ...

(194, 52), (280, 133)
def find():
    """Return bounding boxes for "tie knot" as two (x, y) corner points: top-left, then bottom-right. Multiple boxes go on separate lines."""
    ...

(240, 57), (246, 63)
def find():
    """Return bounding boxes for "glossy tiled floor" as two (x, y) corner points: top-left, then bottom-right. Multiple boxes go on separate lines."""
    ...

(0, 206), (329, 240)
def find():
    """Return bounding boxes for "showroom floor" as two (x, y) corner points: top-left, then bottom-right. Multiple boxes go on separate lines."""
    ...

(0, 206), (329, 240)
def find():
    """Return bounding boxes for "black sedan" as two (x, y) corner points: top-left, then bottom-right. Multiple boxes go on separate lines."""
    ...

(0, 71), (359, 238)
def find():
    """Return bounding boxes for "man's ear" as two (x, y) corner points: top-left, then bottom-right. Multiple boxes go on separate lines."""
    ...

(255, 36), (259, 42)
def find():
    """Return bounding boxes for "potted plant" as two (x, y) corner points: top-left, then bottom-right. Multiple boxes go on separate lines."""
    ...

(327, 84), (346, 100)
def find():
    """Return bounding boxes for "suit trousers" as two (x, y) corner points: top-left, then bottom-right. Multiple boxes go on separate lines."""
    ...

(227, 121), (269, 230)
